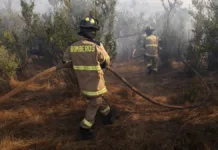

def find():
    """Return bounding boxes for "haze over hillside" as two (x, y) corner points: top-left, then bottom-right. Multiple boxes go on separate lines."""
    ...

(0, 0), (192, 14)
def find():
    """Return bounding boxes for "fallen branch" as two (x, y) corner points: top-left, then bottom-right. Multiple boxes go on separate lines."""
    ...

(0, 62), (72, 102)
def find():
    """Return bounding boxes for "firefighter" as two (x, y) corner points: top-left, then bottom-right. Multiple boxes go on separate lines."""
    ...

(63, 16), (116, 140)
(141, 26), (160, 74)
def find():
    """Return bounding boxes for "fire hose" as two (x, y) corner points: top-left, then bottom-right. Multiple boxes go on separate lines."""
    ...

(130, 48), (210, 109)
(0, 61), (210, 109)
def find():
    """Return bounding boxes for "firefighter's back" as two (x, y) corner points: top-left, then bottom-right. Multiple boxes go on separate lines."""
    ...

(69, 39), (107, 97)
(145, 34), (159, 56)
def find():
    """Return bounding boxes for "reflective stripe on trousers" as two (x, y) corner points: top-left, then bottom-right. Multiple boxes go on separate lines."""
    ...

(81, 119), (93, 128)
(80, 96), (110, 129)
(73, 65), (107, 97)
(82, 88), (107, 97)
(144, 55), (159, 71)
(73, 65), (101, 71)
(100, 106), (110, 116)
(146, 44), (158, 47)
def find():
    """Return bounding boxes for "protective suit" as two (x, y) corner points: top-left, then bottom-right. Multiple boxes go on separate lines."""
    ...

(63, 16), (116, 141)
(141, 26), (160, 74)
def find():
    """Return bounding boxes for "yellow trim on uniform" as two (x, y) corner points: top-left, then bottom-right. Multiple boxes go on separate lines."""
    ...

(147, 59), (153, 67)
(146, 44), (158, 47)
(146, 35), (156, 40)
(70, 45), (95, 52)
(100, 42), (103, 47)
(82, 88), (107, 96)
(100, 106), (110, 114)
(105, 55), (110, 61)
(147, 64), (152, 67)
(73, 65), (101, 71)
(82, 119), (93, 127)
(100, 55), (110, 64)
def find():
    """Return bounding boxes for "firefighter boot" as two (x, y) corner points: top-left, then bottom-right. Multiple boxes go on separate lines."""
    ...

(102, 107), (117, 125)
(147, 66), (153, 75)
(78, 127), (96, 141)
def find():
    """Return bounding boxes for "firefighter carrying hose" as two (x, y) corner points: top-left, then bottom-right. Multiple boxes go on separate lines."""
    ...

(139, 26), (161, 74)
(63, 16), (116, 140)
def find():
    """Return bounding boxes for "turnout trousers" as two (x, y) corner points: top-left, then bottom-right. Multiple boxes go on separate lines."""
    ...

(144, 54), (159, 72)
(80, 96), (110, 129)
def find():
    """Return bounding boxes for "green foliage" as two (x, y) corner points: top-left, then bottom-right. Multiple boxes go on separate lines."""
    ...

(92, 0), (117, 62)
(186, 0), (218, 72)
(0, 43), (19, 76)
(159, 0), (184, 67)
(0, 0), (117, 72)
(104, 33), (117, 62)
(3, 31), (15, 45)
(21, 0), (35, 28)
(185, 44), (208, 75)
(20, 0), (39, 44)
(52, 10), (78, 51)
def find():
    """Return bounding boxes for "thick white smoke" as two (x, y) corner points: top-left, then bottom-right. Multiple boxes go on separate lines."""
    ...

(0, 0), (50, 13)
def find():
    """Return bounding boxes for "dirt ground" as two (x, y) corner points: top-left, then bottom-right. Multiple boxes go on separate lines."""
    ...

(0, 61), (218, 150)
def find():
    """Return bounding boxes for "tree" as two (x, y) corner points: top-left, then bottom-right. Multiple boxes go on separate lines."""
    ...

(186, 0), (218, 73)
(0, 41), (19, 77)
(160, 0), (184, 66)
(91, 0), (118, 62)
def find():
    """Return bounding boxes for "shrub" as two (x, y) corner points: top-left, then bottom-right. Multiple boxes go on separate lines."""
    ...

(0, 43), (19, 77)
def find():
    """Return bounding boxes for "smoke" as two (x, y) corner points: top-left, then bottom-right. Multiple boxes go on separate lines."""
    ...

(0, 0), (50, 13)
(0, 0), (192, 16)
(117, 0), (192, 15)
(114, 0), (193, 59)
(115, 0), (193, 36)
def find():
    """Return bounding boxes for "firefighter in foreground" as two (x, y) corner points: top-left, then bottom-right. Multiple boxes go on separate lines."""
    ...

(140, 26), (161, 74)
(63, 16), (116, 140)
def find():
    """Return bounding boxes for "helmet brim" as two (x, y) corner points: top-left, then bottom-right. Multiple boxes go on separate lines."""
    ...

(145, 29), (155, 32)
(80, 26), (100, 31)
(77, 30), (96, 39)
(77, 31), (83, 36)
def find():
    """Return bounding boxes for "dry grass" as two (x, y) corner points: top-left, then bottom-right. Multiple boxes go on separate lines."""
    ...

(0, 61), (218, 149)
(113, 61), (144, 74)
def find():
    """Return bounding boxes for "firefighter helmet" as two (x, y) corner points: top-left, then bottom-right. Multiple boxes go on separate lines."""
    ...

(145, 26), (155, 33)
(79, 16), (100, 31)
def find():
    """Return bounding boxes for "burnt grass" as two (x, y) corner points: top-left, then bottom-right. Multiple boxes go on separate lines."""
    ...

(0, 62), (218, 150)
